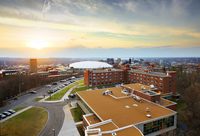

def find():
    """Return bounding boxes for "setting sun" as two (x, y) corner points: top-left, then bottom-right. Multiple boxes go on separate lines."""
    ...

(27, 40), (48, 50)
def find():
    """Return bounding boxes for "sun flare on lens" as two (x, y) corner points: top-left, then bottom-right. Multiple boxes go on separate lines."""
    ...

(27, 40), (48, 50)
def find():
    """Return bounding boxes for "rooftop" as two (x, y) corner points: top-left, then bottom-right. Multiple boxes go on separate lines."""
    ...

(130, 70), (170, 77)
(69, 61), (112, 69)
(91, 69), (123, 73)
(77, 86), (176, 128)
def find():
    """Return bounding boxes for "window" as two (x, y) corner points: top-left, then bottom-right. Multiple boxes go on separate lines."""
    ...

(143, 116), (174, 135)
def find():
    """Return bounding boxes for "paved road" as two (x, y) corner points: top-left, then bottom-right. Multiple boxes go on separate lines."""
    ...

(35, 102), (66, 136)
(0, 78), (81, 136)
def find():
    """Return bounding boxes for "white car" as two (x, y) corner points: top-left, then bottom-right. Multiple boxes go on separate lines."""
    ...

(8, 109), (16, 114)
(0, 114), (6, 120)
(3, 111), (11, 116)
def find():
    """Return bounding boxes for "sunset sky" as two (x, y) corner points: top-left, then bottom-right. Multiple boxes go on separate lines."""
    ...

(0, 0), (200, 58)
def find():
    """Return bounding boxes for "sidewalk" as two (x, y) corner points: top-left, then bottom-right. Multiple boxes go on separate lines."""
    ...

(58, 105), (80, 136)
(39, 85), (77, 103)
(0, 106), (33, 123)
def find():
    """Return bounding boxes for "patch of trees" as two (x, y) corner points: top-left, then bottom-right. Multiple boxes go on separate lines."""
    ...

(175, 68), (200, 136)
(0, 73), (78, 106)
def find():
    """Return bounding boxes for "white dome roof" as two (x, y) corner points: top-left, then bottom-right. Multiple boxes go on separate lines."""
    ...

(69, 61), (112, 69)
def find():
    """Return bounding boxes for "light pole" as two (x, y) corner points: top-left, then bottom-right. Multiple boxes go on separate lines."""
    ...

(52, 129), (55, 136)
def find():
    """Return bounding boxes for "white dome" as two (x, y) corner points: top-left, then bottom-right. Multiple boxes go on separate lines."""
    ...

(69, 61), (112, 69)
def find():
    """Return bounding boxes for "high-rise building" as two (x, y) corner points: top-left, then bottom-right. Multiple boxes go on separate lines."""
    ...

(30, 59), (37, 73)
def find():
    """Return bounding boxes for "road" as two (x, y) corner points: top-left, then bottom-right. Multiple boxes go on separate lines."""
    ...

(0, 78), (79, 136)
(36, 102), (66, 136)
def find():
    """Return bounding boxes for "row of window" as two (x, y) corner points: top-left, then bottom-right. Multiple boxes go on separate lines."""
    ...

(143, 116), (174, 135)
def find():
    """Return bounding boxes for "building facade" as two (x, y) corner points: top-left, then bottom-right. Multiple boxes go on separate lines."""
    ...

(84, 69), (125, 87)
(30, 59), (37, 73)
(84, 69), (176, 95)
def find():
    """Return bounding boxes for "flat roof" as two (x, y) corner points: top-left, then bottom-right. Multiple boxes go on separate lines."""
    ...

(77, 86), (176, 128)
(130, 70), (170, 77)
(123, 83), (151, 92)
(123, 83), (160, 96)
(160, 98), (177, 107)
(93, 122), (118, 131)
(91, 69), (123, 73)
(85, 114), (101, 125)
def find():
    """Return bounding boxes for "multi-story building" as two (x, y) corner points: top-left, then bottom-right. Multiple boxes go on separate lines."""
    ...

(30, 59), (37, 73)
(84, 69), (125, 87)
(84, 69), (176, 95)
(77, 83), (177, 136)
(128, 70), (176, 95)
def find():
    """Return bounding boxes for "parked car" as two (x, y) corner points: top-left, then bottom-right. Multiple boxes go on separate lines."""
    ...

(13, 97), (18, 100)
(0, 114), (6, 120)
(48, 90), (54, 94)
(52, 82), (58, 85)
(69, 94), (76, 99)
(29, 91), (37, 94)
(8, 109), (16, 114)
(3, 111), (12, 116)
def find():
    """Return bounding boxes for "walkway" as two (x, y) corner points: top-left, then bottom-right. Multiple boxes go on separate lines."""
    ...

(40, 85), (77, 103)
(58, 105), (80, 136)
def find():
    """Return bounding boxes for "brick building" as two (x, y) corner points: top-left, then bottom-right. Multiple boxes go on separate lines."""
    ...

(128, 70), (176, 95)
(84, 69), (125, 87)
(84, 69), (176, 95)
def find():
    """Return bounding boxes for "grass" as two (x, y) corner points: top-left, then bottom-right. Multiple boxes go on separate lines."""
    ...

(34, 97), (43, 102)
(1, 107), (48, 136)
(70, 86), (92, 94)
(46, 79), (83, 101)
(14, 106), (25, 112)
(70, 106), (84, 122)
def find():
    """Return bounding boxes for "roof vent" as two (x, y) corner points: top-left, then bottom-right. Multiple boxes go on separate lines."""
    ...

(150, 84), (155, 89)
(146, 114), (152, 118)
(102, 90), (113, 95)
(133, 104), (138, 107)
(112, 132), (117, 136)
(125, 105), (130, 108)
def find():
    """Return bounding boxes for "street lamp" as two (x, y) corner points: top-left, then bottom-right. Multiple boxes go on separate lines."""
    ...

(52, 129), (55, 136)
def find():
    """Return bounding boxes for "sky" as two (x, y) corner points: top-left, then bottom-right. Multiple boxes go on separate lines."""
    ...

(0, 0), (200, 58)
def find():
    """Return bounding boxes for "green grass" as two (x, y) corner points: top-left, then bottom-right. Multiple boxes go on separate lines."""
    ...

(70, 86), (92, 94)
(34, 97), (43, 102)
(1, 107), (48, 136)
(70, 106), (84, 122)
(46, 79), (83, 101)
(14, 106), (25, 112)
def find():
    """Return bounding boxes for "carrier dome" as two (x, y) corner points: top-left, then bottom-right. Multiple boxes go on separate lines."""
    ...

(69, 61), (112, 69)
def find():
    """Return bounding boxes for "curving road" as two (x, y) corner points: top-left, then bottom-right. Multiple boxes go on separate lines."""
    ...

(36, 102), (67, 136)
(0, 84), (69, 136)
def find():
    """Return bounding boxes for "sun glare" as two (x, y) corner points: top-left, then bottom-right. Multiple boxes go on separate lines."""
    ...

(27, 40), (48, 50)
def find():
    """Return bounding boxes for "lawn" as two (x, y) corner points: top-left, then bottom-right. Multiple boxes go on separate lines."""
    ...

(70, 106), (84, 122)
(46, 79), (83, 101)
(34, 97), (43, 102)
(70, 86), (92, 94)
(14, 106), (26, 112)
(1, 107), (48, 136)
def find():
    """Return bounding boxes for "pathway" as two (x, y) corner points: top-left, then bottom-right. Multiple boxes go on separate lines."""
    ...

(58, 105), (80, 136)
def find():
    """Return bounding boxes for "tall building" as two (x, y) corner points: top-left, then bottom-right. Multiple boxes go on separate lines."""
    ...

(77, 83), (177, 136)
(30, 59), (37, 73)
